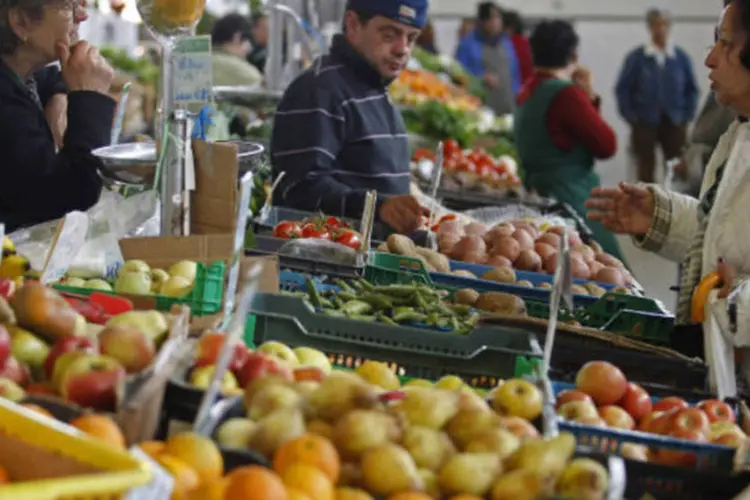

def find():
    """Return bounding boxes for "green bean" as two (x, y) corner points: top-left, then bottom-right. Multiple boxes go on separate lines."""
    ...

(349, 314), (377, 322)
(322, 309), (346, 318)
(337, 291), (357, 302)
(394, 306), (413, 317)
(426, 312), (440, 325)
(305, 278), (323, 308)
(331, 296), (344, 309)
(359, 293), (393, 310)
(319, 298), (333, 308)
(359, 279), (376, 291)
(449, 317), (461, 331)
(334, 279), (354, 293)
(378, 314), (398, 325)
(449, 304), (474, 315)
(393, 311), (428, 323)
(341, 300), (373, 316)
(374, 285), (419, 297)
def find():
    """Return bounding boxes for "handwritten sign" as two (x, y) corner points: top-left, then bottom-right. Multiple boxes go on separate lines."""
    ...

(172, 36), (212, 104)
(125, 447), (174, 499)
(41, 212), (89, 284)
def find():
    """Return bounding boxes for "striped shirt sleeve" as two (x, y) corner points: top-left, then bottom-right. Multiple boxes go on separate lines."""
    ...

(270, 79), (370, 218)
(633, 185), (672, 252)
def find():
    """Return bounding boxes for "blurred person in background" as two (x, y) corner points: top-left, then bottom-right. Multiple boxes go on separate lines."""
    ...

(416, 19), (437, 54)
(515, 20), (625, 262)
(457, 18), (474, 41)
(0, 0), (114, 232)
(210, 13), (263, 86)
(456, 2), (521, 115)
(247, 12), (268, 72)
(615, 8), (699, 184)
(503, 10), (533, 84)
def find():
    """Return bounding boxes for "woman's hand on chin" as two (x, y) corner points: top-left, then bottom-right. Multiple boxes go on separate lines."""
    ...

(57, 41), (114, 95)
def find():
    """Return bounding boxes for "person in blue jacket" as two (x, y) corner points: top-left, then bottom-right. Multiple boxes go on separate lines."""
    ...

(615, 8), (699, 184)
(455, 2), (521, 116)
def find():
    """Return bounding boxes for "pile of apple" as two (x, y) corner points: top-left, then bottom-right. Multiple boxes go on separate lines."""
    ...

(57, 259), (200, 299)
(0, 283), (170, 412)
(556, 361), (743, 467)
(209, 352), (612, 500)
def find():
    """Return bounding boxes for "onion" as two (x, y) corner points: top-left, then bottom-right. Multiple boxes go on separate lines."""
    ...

(515, 250), (543, 272)
(595, 266), (625, 286)
(596, 253), (624, 269)
(449, 235), (487, 262)
(536, 232), (561, 249)
(534, 242), (557, 262)
(490, 236), (521, 262)
(486, 254), (513, 268)
(464, 222), (488, 237)
(572, 245), (596, 265)
(513, 229), (535, 252)
(571, 254), (591, 280)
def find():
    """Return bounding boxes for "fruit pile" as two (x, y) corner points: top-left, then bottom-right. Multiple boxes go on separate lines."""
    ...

(413, 141), (521, 193)
(272, 216), (363, 250)
(557, 361), (743, 466)
(0, 235), (30, 288)
(390, 70), (481, 112)
(0, 283), (169, 411)
(57, 258), (200, 299)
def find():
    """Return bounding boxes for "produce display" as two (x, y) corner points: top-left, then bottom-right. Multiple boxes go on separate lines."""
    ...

(413, 140), (521, 194)
(391, 69), (481, 112)
(206, 340), (611, 500)
(56, 258), (200, 298)
(0, 283), (170, 412)
(409, 46), (486, 99)
(557, 361), (742, 467)
(272, 216), (364, 250)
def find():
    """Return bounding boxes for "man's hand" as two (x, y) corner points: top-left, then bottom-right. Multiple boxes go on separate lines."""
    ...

(379, 195), (430, 234)
(45, 94), (67, 149)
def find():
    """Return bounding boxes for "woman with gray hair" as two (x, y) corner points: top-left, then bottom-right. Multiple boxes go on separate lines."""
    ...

(0, 0), (115, 232)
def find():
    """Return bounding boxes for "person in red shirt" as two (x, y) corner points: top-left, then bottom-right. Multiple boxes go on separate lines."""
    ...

(503, 10), (533, 84)
(513, 19), (624, 262)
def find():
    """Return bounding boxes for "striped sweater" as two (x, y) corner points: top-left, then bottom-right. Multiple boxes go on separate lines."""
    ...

(270, 35), (411, 218)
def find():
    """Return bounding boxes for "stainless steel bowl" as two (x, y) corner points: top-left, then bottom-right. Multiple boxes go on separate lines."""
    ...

(93, 142), (158, 186)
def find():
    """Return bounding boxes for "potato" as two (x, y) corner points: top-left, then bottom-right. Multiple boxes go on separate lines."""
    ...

(543, 253), (558, 274)
(512, 229), (534, 252)
(538, 282), (553, 290)
(515, 250), (542, 272)
(594, 266), (625, 286)
(455, 289), (480, 306)
(452, 269), (476, 278)
(516, 280), (533, 288)
(589, 261), (605, 277)
(483, 224), (515, 248)
(511, 220), (540, 239)
(387, 234), (417, 257)
(534, 242), (557, 263)
(571, 284), (589, 295)
(475, 292), (527, 315)
(449, 236), (487, 262)
(536, 232), (561, 249)
(584, 283), (607, 297)
(376, 242), (390, 253)
(482, 267), (517, 284)
(485, 255), (513, 268)
(590, 241), (604, 254)
(489, 236), (520, 263)
(572, 244), (596, 265)
(613, 286), (631, 295)
(596, 253), (624, 269)
(462, 252), (488, 265)
(571, 254), (591, 280)
(439, 234), (462, 254)
(416, 247), (451, 273)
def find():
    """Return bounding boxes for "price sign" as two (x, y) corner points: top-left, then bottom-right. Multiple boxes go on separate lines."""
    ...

(125, 447), (174, 499)
(41, 212), (89, 284)
(172, 36), (212, 104)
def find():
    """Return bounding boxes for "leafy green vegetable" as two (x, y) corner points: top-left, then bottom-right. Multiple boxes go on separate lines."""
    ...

(100, 47), (159, 85)
(402, 100), (476, 147)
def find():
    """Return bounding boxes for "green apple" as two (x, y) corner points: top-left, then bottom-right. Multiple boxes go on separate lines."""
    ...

(84, 279), (113, 292)
(168, 260), (197, 283)
(9, 326), (49, 371)
(257, 341), (298, 367)
(115, 271), (152, 295)
(64, 277), (86, 288)
(159, 276), (193, 298)
(150, 269), (169, 293)
(0, 377), (25, 402)
(216, 418), (257, 449)
(106, 311), (168, 343)
(121, 260), (150, 274)
(293, 347), (331, 374)
(190, 365), (239, 392)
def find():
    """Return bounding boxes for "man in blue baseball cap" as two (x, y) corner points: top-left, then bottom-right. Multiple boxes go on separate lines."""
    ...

(270, 0), (431, 234)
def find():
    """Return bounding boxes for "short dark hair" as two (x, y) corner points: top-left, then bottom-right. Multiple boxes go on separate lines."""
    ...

(733, 0), (750, 66)
(477, 2), (501, 22)
(503, 10), (524, 34)
(646, 8), (670, 24)
(529, 20), (579, 68)
(211, 13), (252, 45)
(0, 0), (77, 55)
(251, 12), (267, 28)
(342, 1), (376, 33)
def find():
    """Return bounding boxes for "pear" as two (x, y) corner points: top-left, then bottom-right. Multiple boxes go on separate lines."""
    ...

(355, 360), (401, 391)
(160, 276), (192, 298)
(402, 426), (456, 471)
(438, 452), (502, 497)
(396, 387), (461, 429)
(491, 469), (549, 500)
(445, 408), (501, 449)
(121, 259), (150, 274)
(361, 443), (423, 496)
(106, 311), (168, 342)
(115, 271), (152, 295)
(556, 458), (609, 500)
(168, 260), (197, 283)
(247, 383), (303, 420)
(248, 407), (306, 458)
(418, 468), (440, 498)
(9, 326), (49, 371)
(244, 374), (292, 410)
(506, 432), (576, 481)
(308, 372), (379, 422)
(465, 428), (520, 461)
(0, 377), (25, 402)
(150, 269), (169, 293)
(215, 418), (257, 449)
(333, 409), (403, 460)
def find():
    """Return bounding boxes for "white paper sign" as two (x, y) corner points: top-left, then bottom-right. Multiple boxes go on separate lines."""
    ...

(125, 447), (175, 499)
(41, 212), (89, 284)
(172, 36), (212, 104)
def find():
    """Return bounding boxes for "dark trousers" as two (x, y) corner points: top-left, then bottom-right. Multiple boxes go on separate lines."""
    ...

(631, 115), (687, 183)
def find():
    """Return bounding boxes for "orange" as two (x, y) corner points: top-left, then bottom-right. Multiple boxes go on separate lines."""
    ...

(155, 454), (200, 500)
(20, 404), (53, 418)
(225, 466), (288, 500)
(273, 433), (341, 482)
(163, 432), (223, 484)
(280, 463), (334, 500)
(336, 488), (375, 500)
(139, 440), (166, 459)
(0, 465), (10, 484)
(387, 494), (433, 500)
(286, 487), (313, 500)
(69, 414), (126, 449)
(185, 477), (228, 500)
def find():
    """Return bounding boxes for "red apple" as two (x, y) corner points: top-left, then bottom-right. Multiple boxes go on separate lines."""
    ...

(0, 324), (9, 370)
(618, 383), (652, 423)
(98, 325), (156, 374)
(598, 405), (636, 430)
(655, 429), (706, 467)
(0, 356), (30, 387)
(670, 408), (710, 436)
(0, 278), (17, 301)
(555, 389), (593, 410)
(60, 354), (126, 412)
(235, 352), (292, 388)
(44, 337), (95, 379)
(500, 416), (540, 439)
(575, 361), (628, 406)
(697, 399), (736, 424)
(653, 396), (688, 413)
(194, 332), (249, 376)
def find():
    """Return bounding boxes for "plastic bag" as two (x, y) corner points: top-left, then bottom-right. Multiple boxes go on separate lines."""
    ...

(278, 238), (365, 267)
(461, 205), (572, 229)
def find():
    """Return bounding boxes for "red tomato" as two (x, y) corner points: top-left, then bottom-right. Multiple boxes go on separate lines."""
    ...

(273, 221), (302, 239)
(335, 230), (361, 249)
(456, 159), (476, 173)
(301, 223), (331, 240)
(324, 216), (349, 230)
(444, 139), (460, 158)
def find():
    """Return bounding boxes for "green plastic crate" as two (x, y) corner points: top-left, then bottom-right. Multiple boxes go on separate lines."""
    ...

(364, 252), (433, 285)
(243, 293), (543, 388)
(53, 261), (226, 316)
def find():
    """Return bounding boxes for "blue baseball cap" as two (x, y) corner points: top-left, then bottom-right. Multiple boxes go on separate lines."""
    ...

(347, 0), (429, 29)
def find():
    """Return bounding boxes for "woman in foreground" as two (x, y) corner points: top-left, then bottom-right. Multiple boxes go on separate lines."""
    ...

(0, 0), (115, 232)
(587, 0), (750, 392)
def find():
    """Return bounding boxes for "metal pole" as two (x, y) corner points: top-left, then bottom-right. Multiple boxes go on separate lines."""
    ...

(265, 0), (285, 92)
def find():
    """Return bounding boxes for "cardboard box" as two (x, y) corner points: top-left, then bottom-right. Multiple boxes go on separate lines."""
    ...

(190, 140), (241, 235)
(119, 233), (234, 269)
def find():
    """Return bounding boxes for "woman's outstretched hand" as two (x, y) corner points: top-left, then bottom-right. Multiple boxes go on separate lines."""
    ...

(585, 182), (655, 235)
